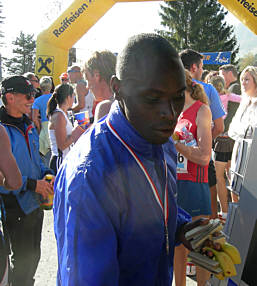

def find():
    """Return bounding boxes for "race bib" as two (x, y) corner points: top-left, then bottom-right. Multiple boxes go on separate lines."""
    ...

(177, 152), (188, 173)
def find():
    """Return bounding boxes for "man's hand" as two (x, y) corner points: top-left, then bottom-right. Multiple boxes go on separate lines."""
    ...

(0, 171), (4, 186)
(35, 179), (54, 200)
(177, 218), (209, 251)
(76, 83), (88, 98)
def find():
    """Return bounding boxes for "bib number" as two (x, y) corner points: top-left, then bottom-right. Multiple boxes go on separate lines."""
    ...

(177, 152), (188, 173)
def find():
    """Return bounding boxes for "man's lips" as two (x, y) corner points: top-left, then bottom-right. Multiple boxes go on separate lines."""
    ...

(154, 128), (174, 136)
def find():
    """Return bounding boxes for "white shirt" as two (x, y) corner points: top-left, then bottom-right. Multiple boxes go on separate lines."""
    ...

(228, 95), (257, 141)
(79, 90), (94, 118)
(49, 108), (73, 158)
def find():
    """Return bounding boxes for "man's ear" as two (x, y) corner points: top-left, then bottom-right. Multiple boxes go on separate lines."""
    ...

(191, 63), (197, 73)
(110, 76), (121, 100)
(5, 93), (14, 105)
(93, 70), (101, 82)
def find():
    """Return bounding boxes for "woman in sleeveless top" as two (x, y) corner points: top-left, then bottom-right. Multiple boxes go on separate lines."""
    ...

(47, 84), (84, 174)
(173, 70), (212, 286)
(208, 75), (241, 220)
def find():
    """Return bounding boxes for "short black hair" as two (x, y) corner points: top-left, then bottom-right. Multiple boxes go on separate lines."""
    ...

(179, 49), (203, 70)
(116, 33), (179, 81)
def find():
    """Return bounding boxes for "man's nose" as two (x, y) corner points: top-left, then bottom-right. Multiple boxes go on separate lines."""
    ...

(160, 103), (175, 120)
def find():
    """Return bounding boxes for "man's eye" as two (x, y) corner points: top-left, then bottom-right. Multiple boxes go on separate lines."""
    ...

(146, 96), (160, 103)
(173, 96), (185, 104)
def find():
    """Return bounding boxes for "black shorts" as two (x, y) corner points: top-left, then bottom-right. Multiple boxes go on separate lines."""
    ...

(214, 151), (232, 163)
(208, 160), (217, 187)
(49, 155), (63, 175)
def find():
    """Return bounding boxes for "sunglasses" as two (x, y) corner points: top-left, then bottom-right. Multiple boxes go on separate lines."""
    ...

(30, 79), (39, 83)
(25, 93), (36, 100)
(12, 91), (36, 100)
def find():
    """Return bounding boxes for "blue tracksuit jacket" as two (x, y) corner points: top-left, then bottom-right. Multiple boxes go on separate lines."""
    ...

(53, 101), (191, 286)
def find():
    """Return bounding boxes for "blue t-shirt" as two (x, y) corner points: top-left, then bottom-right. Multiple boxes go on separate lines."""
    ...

(32, 93), (52, 122)
(195, 79), (225, 120)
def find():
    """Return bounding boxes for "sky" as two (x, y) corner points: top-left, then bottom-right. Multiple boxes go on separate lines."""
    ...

(2, 0), (241, 64)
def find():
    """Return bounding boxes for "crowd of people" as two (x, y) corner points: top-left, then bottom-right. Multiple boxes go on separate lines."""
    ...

(0, 32), (257, 286)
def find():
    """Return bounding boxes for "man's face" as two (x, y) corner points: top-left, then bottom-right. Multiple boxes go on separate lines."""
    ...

(29, 76), (40, 89)
(117, 58), (186, 145)
(8, 92), (34, 117)
(68, 69), (81, 84)
(194, 59), (204, 81)
(84, 69), (100, 98)
(219, 70), (230, 88)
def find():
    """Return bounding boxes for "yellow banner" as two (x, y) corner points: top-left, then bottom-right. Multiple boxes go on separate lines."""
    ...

(35, 0), (257, 85)
(219, 0), (257, 36)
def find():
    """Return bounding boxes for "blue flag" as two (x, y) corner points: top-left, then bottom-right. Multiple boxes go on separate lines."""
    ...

(201, 52), (231, 65)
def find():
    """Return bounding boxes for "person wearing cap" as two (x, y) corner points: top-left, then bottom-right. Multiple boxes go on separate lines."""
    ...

(59, 72), (69, 84)
(0, 75), (54, 286)
(67, 64), (94, 121)
(23, 72), (42, 99)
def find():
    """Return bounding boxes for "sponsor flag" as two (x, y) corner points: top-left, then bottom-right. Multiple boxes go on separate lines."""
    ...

(201, 51), (231, 65)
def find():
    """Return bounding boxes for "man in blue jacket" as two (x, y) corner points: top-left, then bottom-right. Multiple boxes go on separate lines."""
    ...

(54, 34), (204, 286)
(0, 76), (54, 286)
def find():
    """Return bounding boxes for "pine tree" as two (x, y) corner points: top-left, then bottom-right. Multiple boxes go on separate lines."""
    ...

(4, 32), (36, 75)
(157, 0), (239, 65)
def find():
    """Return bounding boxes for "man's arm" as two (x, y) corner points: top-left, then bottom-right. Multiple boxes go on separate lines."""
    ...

(54, 169), (120, 286)
(212, 117), (224, 139)
(0, 125), (22, 190)
(208, 84), (225, 139)
(32, 108), (41, 133)
(72, 83), (89, 113)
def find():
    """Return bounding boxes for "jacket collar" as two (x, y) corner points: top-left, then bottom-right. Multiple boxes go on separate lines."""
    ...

(106, 101), (164, 161)
(0, 106), (31, 126)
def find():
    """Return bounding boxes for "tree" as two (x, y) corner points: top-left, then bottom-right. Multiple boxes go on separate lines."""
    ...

(157, 0), (239, 66)
(239, 53), (257, 72)
(3, 32), (36, 75)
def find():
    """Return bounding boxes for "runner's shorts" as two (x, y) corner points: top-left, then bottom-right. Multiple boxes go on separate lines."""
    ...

(214, 151), (232, 163)
(177, 180), (211, 217)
